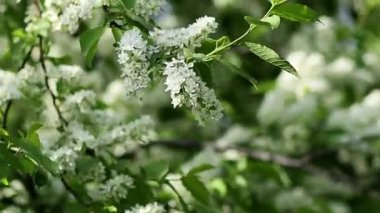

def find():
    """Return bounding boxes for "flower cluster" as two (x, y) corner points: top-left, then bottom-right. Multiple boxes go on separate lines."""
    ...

(132, 0), (165, 20)
(257, 17), (380, 155)
(116, 16), (222, 124)
(328, 90), (380, 139)
(88, 174), (134, 202)
(150, 16), (218, 49)
(117, 29), (153, 97)
(25, 0), (110, 34)
(125, 202), (165, 213)
(164, 58), (223, 124)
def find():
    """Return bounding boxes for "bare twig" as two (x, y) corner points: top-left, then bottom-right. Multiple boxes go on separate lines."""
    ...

(38, 36), (68, 127)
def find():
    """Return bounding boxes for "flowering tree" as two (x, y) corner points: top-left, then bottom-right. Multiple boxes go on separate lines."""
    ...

(7, 0), (380, 212)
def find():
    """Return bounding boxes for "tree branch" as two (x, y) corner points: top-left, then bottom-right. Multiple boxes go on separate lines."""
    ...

(38, 36), (68, 127)
(143, 139), (357, 186)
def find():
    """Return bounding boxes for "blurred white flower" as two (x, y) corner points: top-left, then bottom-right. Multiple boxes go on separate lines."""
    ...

(89, 174), (134, 202)
(49, 146), (79, 171)
(63, 90), (96, 112)
(132, 0), (165, 20)
(125, 202), (165, 213)
(150, 16), (218, 49)
(0, 70), (22, 104)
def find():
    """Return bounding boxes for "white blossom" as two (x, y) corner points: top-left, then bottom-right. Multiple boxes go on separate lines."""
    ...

(67, 121), (96, 148)
(89, 174), (134, 202)
(26, 0), (109, 34)
(63, 90), (96, 111)
(49, 146), (79, 171)
(132, 0), (165, 20)
(49, 65), (85, 80)
(107, 115), (157, 145)
(125, 202), (165, 213)
(117, 29), (152, 96)
(150, 16), (218, 49)
(0, 70), (22, 104)
(59, 0), (106, 33)
(163, 58), (223, 124)
(328, 90), (380, 138)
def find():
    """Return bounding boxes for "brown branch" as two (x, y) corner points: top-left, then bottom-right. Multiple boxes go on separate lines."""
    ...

(143, 140), (357, 186)
(38, 37), (68, 127)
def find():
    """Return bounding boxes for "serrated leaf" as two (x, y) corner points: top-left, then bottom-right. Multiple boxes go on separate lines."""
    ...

(187, 164), (214, 176)
(245, 42), (299, 77)
(272, 3), (319, 23)
(79, 27), (105, 68)
(181, 175), (210, 205)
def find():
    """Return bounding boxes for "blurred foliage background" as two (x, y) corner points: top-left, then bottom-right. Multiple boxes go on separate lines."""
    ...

(2, 0), (380, 212)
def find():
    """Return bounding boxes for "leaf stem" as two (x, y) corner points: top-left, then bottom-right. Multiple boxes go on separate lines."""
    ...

(203, 4), (275, 61)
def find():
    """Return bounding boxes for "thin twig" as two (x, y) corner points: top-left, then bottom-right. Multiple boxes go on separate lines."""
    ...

(37, 36), (93, 207)
(143, 140), (357, 186)
(38, 36), (68, 127)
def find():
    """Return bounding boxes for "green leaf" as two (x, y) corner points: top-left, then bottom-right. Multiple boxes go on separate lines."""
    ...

(26, 123), (43, 147)
(194, 62), (213, 87)
(11, 138), (59, 175)
(79, 27), (105, 68)
(0, 128), (9, 138)
(181, 175), (210, 205)
(261, 15), (281, 29)
(245, 15), (280, 30)
(187, 164), (214, 176)
(244, 16), (271, 27)
(0, 178), (9, 186)
(271, 3), (319, 23)
(34, 168), (49, 187)
(47, 56), (72, 65)
(0, 144), (36, 174)
(120, 0), (137, 9)
(245, 42), (299, 77)
(144, 160), (169, 182)
(250, 162), (291, 187)
(111, 27), (123, 42)
(0, 161), (11, 178)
